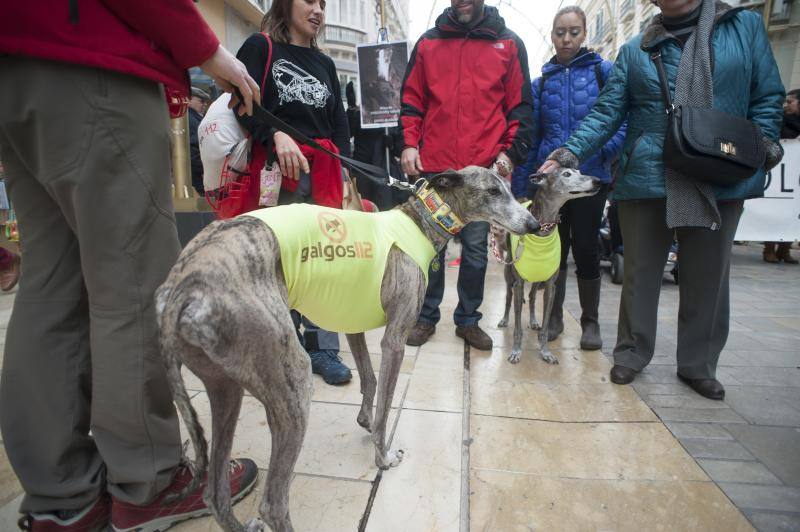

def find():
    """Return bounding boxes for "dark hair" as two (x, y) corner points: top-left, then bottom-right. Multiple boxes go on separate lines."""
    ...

(261, 0), (321, 50)
(552, 5), (587, 31)
(788, 89), (800, 99)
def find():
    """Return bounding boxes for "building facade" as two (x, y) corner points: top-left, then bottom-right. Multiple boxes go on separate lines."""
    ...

(194, 0), (410, 99)
(323, 0), (410, 98)
(572, 0), (798, 89)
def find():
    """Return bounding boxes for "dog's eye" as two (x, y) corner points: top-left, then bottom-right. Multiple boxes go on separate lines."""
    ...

(488, 187), (501, 196)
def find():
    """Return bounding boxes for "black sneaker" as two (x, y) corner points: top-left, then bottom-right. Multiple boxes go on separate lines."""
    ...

(309, 350), (352, 385)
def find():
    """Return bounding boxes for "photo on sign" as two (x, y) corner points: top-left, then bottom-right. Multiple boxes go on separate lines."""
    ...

(357, 41), (408, 129)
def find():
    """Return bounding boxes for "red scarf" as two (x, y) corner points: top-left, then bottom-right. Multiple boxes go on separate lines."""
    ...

(281, 139), (343, 208)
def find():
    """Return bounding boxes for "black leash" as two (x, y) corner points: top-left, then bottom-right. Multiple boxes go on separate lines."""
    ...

(234, 88), (413, 191)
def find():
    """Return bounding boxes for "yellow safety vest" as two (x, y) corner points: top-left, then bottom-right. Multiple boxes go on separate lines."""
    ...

(242, 205), (437, 333)
(509, 201), (561, 283)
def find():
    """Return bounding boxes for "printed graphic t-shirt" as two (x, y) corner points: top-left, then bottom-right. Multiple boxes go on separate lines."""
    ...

(242, 205), (436, 333)
(235, 35), (351, 157)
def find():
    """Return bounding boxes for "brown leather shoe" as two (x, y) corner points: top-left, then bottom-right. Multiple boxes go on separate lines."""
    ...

(0, 253), (20, 292)
(763, 242), (780, 263)
(455, 324), (493, 351)
(406, 322), (435, 346)
(777, 242), (798, 264)
(677, 373), (725, 400)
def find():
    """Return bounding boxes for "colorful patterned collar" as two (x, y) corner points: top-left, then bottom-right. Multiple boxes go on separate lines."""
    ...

(412, 180), (465, 238)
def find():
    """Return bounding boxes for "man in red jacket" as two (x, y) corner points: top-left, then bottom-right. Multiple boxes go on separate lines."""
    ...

(0, 2), (260, 531)
(400, 0), (534, 350)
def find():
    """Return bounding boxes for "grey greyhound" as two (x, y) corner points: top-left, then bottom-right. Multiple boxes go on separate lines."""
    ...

(495, 168), (600, 364)
(154, 166), (538, 532)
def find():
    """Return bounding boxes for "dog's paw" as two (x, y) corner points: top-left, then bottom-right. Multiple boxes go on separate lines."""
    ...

(377, 449), (405, 469)
(540, 351), (559, 365)
(529, 320), (540, 330)
(357, 411), (373, 433)
(507, 350), (522, 364)
(245, 517), (266, 532)
(497, 317), (508, 328)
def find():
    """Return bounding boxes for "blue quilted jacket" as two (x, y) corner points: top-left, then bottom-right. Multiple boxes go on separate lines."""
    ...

(511, 50), (626, 197)
(562, 6), (784, 201)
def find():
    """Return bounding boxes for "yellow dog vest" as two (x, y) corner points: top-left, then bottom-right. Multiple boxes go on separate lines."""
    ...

(242, 205), (436, 333)
(509, 201), (561, 283)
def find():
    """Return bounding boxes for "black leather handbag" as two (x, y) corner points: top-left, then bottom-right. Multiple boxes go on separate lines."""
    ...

(651, 51), (765, 186)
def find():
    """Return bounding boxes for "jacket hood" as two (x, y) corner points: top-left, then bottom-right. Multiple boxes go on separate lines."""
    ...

(640, 1), (740, 51)
(435, 5), (506, 38)
(542, 48), (602, 75)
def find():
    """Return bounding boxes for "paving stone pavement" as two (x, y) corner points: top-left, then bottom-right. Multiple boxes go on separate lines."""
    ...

(584, 242), (800, 532)
(0, 241), (796, 531)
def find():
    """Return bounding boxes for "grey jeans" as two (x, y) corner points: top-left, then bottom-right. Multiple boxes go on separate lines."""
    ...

(613, 198), (744, 379)
(0, 57), (181, 512)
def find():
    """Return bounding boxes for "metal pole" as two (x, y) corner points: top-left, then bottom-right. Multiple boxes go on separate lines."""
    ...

(378, 0), (392, 186)
(170, 114), (193, 200)
(763, 0), (773, 29)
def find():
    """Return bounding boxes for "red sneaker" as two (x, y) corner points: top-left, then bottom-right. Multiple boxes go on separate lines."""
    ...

(110, 458), (258, 532)
(0, 252), (20, 292)
(18, 494), (111, 532)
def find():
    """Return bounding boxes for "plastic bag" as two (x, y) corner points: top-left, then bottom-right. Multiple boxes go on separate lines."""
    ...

(199, 93), (249, 191)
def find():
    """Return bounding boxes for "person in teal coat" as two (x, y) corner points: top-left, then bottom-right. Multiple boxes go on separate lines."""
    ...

(539, 0), (784, 400)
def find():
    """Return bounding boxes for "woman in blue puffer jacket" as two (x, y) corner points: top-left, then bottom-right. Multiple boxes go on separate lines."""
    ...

(540, 0), (784, 400)
(512, 5), (626, 351)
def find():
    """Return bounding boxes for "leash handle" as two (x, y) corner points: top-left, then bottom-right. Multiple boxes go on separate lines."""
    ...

(233, 88), (398, 188)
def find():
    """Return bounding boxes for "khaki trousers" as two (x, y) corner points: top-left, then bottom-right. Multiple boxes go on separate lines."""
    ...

(0, 57), (181, 512)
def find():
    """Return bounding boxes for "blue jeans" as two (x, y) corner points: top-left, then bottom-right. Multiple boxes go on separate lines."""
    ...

(290, 311), (340, 352)
(419, 221), (489, 327)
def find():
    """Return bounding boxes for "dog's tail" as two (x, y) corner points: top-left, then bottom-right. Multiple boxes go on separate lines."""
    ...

(155, 281), (209, 504)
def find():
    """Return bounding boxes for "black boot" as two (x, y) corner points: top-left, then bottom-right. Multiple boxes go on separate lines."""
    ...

(577, 277), (602, 350)
(547, 269), (567, 341)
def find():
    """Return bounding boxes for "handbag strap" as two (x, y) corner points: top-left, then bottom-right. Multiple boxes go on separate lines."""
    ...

(650, 51), (675, 116)
(259, 32), (273, 96)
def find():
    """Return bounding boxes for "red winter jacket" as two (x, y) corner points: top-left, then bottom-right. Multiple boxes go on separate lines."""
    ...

(400, 6), (534, 173)
(0, 0), (219, 96)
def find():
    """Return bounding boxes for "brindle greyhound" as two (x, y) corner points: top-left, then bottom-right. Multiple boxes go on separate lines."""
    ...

(494, 168), (600, 365)
(154, 166), (538, 532)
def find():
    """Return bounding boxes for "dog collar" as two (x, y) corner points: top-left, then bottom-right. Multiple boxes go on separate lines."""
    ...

(412, 181), (465, 237)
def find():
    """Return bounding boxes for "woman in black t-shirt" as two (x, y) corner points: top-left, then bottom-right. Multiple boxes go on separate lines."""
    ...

(235, 0), (353, 385)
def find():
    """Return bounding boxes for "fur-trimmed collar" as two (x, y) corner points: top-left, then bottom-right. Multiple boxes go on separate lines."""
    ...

(640, 1), (741, 51)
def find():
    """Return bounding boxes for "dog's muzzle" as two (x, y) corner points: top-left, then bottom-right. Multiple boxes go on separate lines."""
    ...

(526, 216), (540, 234)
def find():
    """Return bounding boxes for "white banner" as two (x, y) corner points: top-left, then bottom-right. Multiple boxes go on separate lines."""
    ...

(736, 139), (800, 242)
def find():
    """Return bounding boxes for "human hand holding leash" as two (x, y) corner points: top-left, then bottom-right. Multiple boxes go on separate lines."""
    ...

(200, 45), (260, 116)
(274, 131), (310, 181)
(401, 147), (424, 176)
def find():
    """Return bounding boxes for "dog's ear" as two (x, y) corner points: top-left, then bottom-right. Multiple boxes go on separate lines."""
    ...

(429, 170), (464, 190)
(529, 173), (547, 186)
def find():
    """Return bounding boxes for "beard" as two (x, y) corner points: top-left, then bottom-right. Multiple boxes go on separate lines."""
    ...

(453, 1), (483, 24)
